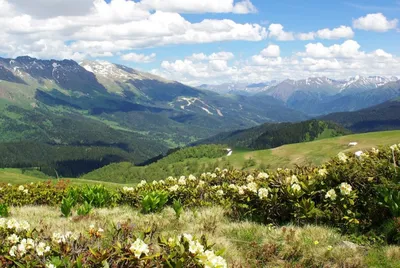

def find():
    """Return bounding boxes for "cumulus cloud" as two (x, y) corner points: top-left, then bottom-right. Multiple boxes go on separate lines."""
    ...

(0, 0), (266, 60)
(316, 26), (354, 39)
(268, 24), (295, 41)
(260, 44), (280, 57)
(353, 13), (398, 32)
(121, 52), (156, 63)
(154, 41), (400, 85)
(139, 0), (257, 14)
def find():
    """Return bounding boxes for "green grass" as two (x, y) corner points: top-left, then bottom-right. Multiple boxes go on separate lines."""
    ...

(202, 130), (400, 170)
(0, 168), (132, 189)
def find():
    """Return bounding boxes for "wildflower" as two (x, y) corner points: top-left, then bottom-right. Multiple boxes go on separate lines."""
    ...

(46, 264), (56, 268)
(189, 240), (204, 254)
(318, 169), (328, 176)
(20, 220), (30, 231)
(152, 181), (158, 185)
(0, 187), (3, 191)
(286, 175), (299, 185)
(354, 150), (366, 158)
(371, 148), (379, 154)
(216, 190), (224, 196)
(169, 185), (179, 192)
(238, 186), (246, 195)
(158, 180), (165, 184)
(222, 169), (228, 173)
(215, 167), (221, 172)
(314, 241), (319, 245)
(9, 245), (17, 257)
(138, 180), (147, 187)
(123, 187), (134, 192)
(390, 144), (399, 151)
(291, 183), (301, 192)
(258, 188), (269, 200)
(228, 184), (237, 190)
(210, 173), (217, 178)
(198, 250), (227, 268)
(257, 172), (269, 180)
(129, 238), (149, 258)
(340, 183), (352, 195)
(98, 228), (104, 233)
(17, 243), (27, 256)
(246, 175), (254, 182)
(8, 183), (12, 186)
(178, 176), (186, 185)
(198, 180), (205, 187)
(7, 234), (20, 244)
(188, 174), (197, 181)
(337, 152), (348, 162)
(23, 189), (29, 194)
(18, 185), (25, 191)
(325, 189), (337, 201)
(327, 245), (333, 251)
(181, 233), (193, 241)
(36, 242), (50, 256)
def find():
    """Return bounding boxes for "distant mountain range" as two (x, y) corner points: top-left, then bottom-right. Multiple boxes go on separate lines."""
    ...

(201, 76), (400, 116)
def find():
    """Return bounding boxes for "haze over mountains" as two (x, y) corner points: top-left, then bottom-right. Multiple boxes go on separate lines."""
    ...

(201, 75), (400, 115)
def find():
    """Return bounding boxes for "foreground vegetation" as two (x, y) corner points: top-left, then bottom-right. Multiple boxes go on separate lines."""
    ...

(1, 142), (400, 266)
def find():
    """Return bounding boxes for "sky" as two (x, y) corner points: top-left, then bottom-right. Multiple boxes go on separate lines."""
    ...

(0, 0), (399, 85)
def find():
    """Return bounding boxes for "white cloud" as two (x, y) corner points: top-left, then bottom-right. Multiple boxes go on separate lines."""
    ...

(353, 13), (398, 32)
(154, 42), (400, 85)
(297, 32), (315, 40)
(139, 0), (257, 14)
(268, 24), (295, 41)
(260, 44), (280, 57)
(0, 0), (267, 60)
(299, 40), (364, 58)
(316, 26), (354, 39)
(121, 52), (156, 63)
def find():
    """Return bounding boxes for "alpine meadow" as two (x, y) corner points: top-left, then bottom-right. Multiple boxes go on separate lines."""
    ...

(0, 0), (400, 267)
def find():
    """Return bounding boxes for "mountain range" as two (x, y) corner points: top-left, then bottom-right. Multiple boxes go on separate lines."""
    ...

(202, 76), (400, 116)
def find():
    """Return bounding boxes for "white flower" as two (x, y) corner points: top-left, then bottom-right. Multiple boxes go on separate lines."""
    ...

(216, 190), (224, 196)
(7, 234), (20, 244)
(222, 169), (228, 173)
(18, 185), (25, 191)
(138, 180), (147, 187)
(46, 264), (56, 268)
(36, 242), (50, 256)
(152, 181), (158, 185)
(246, 175), (254, 182)
(178, 176), (187, 185)
(291, 183), (301, 192)
(318, 169), (328, 176)
(98, 228), (104, 233)
(390, 144), (399, 151)
(371, 148), (379, 154)
(20, 220), (30, 231)
(215, 167), (221, 172)
(355, 150), (363, 157)
(9, 245), (17, 257)
(89, 224), (95, 230)
(340, 183), (352, 195)
(169, 185), (179, 192)
(17, 243), (27, 256)
(8, 183), (12, 187)
(182, 233), (193, 241)
(228, 184), (237, 190)
(123, 187), (134, 192)
(246, 182), (258, 193)
(286, 175), (299, 185)
(210, 173), (217, 178)
(188, 174), (197, 181)
(158, 180), (165, 184)
(23, 189), (29, 194)
(337, 152), (348, 162)
(238, 186), (246, 195)
(257, 172), (269, 180)
(189, 240), (204, 254)
(0, 187), (3, 191)
(129, 238), (149, 258)
(198, 250), (227, 268)
(258, 188), (269, 200)
(325, 189), (337, 201)
(198, 180), (205, 187)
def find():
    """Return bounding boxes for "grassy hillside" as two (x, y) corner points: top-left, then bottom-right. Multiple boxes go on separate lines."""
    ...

(82, 130), (400, 183)
(196, 120), (349, 150)
(0, 168), (131, 189)
(321, 98), (400, 132)
(212, 130), (400, 170)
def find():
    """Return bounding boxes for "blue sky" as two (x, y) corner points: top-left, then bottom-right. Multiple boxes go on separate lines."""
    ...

(0, 0), (399, 84)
